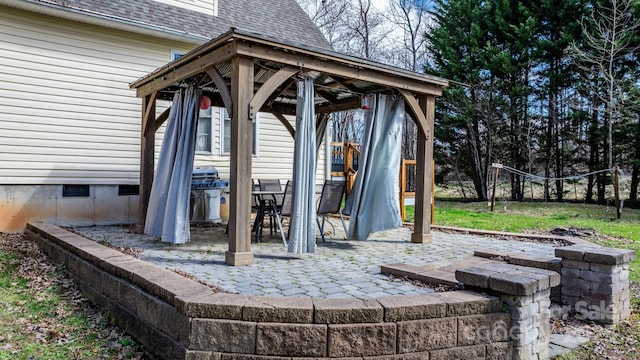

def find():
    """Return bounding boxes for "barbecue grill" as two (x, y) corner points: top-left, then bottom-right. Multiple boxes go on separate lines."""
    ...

(190, 166), (228, 223)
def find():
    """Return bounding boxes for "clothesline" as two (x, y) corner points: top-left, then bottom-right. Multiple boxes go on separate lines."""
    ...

(493, 164), (617, 182)
(489, 163), (625, 219)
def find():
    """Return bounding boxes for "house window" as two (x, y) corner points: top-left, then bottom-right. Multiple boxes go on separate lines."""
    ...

(221, 107), (258, 155)
(196, 106), (213, 153)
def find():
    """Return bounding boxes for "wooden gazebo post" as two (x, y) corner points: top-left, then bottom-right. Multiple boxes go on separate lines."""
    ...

(412, 95), (436, 243)
(225, 56), (255, 266)
(398, 90), (436, 243)
(136, 93), (157, 233)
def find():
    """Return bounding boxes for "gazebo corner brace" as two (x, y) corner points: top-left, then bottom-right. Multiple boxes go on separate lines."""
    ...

(249, 66), (299, 119)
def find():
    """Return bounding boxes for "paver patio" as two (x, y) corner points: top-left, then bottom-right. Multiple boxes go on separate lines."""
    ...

(73, 222), (558, 299)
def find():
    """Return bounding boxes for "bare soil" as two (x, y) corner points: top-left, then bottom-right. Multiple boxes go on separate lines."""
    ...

(550, 282), (640, 359)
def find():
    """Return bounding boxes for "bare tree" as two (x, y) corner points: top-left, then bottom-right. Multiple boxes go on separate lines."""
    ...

(339, 0), (391, 60)
(297, 0), (389, 60)
(295, 0), (351, 48)
(571, 0), (640, 170)
(381, 0), (435, 161)
(298, 0), (391, 150)
(330, 111), (366, 143)
(385, 0), (434, 72)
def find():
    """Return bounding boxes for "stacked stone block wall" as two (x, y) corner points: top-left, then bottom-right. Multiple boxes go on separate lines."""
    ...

(556, 245), (636, 325)
(456, 263), (560, 360)
(473, 251), (563, 303)
(26, 223), (516, 360)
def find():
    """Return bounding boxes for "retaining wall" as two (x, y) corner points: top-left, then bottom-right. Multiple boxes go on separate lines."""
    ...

(456, 263), (560, 360)
(474, 245), (636, 327)
(26, 222), (516, 360)
(556, 245), (635, 324)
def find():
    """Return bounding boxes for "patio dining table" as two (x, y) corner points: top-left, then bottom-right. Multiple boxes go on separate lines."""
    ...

(251, 189), (284, 243)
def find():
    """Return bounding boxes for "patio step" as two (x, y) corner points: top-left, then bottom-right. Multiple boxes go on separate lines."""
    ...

(380, 256), (500, 288)
(474, 250), (562, 272)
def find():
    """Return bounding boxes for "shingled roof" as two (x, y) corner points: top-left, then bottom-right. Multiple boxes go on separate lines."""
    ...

(20, 0), (332, 50)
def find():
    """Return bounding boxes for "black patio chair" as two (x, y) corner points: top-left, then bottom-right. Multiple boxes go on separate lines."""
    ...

(316, 180), (347, 242)
(257, 179), (283, 239)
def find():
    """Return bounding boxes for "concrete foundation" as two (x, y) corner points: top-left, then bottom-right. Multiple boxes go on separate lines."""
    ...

(0, 184), (139, 232)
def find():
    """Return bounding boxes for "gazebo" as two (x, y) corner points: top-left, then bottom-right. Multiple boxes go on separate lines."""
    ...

(129, 29), (448, 266)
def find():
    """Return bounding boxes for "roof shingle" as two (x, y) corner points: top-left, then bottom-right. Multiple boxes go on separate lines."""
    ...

(28, 0), (332, 50)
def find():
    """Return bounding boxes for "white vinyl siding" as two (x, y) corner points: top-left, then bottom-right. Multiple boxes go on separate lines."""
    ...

(0, 6), (194, 185)
(152, 0), (216, 15)
(193, 111), (327, 185)
(0, 6), (327, 187)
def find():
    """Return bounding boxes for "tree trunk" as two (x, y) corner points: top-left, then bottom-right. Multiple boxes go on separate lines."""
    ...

(586, 107), (599, 203)
(469, 119), (488, 201)
(630, 163), (639, 206)
(629, 117), (640, 206)
(552, 91), (563, 201)
(545, 100), (553, 201)
(509, 89), (523, 201)
(597, 172), (606, 204)
(598, 105), (609, 204)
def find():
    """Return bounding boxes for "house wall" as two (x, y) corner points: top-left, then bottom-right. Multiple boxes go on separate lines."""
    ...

(0, 6), (188, 232)
(0, 6), (328, 232)
(0, 6), (193, 185)
(153, 0), (217, 15)
(193, 109), (328, 186)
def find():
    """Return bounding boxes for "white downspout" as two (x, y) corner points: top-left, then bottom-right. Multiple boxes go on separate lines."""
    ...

(325, 117), (332, 180)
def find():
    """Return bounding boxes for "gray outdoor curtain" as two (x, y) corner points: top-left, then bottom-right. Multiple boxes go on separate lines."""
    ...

(344, 94), (404, 241)
(144, 86), (200, 244)
(288, 77), (317, 253)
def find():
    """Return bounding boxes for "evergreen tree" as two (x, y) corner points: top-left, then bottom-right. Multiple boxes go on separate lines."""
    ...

(427, 0), (500, 200)
(533, 0), (586, 201)
(485, 0), (539, 200)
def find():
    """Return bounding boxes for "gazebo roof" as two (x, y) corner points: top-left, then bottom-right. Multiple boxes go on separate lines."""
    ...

(130, 28), (448, 116)
(18, 0), (331, 47)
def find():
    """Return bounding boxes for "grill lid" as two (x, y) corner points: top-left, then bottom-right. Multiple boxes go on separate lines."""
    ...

(192, 166), (219, 188)
(192, 166), (219, 179)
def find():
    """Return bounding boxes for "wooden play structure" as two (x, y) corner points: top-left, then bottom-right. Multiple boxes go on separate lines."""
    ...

(331, 144), (434, 223)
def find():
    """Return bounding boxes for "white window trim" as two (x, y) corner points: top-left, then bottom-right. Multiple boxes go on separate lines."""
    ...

(220, 107), (259, 156)
(195, 106), (213, 154)
(220, 107), (228, 156)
